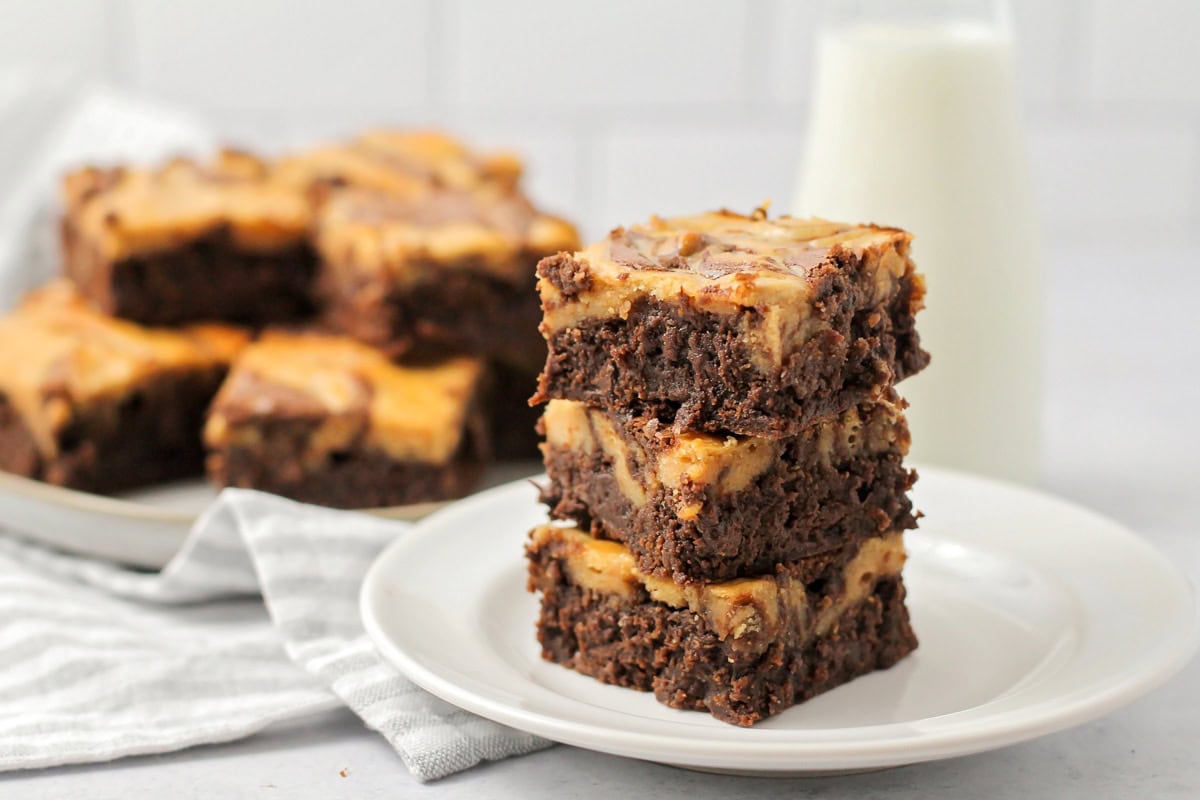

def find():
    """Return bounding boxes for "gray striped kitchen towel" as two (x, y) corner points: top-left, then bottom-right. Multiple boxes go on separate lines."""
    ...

(0, 488), (550, 780)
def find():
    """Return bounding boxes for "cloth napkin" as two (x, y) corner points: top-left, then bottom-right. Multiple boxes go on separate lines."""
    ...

(0, 489), (551, 780)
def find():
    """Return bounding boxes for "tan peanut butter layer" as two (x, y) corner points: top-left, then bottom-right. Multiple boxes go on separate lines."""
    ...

(204, 332), (485, 465)
(62, 150), (313, 262)
(275, 129), (522, 197)
(529, 525), (906, 643)
(0, 281), (247, 457)
(541, 396), (908, 521)
(538, 209), (914, 368)
(316, 186), (580, 284)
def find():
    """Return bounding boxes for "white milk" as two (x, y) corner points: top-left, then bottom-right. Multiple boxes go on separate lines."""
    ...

(794, 19), (1042, 483)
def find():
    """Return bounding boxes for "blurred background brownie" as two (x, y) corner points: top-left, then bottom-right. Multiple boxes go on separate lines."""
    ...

(315, 184), (578, 367)
(204, 331), (490, 508)
(60, 150), (317, 327)
(315, 184), (578, 460)
(276, 129), (523, 198)
(0, 281), (247, 492)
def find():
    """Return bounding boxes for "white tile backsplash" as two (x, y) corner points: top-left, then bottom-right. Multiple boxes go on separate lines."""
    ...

(1084, 0), (1200, 105)
(0, 0), (1197, 245)
(0, 0), (113, 76)
(448, 0), (751, 109)
(593, 125), (800, 236)
(1029, 121), (1197, 236)
(125, 0), (431, 112)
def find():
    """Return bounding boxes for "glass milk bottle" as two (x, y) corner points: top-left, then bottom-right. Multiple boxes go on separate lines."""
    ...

(794, 0), (1042, 484)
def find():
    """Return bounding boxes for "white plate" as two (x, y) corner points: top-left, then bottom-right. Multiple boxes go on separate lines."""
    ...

(360, 466), (1199, 775)
(0, 462), (541, 569)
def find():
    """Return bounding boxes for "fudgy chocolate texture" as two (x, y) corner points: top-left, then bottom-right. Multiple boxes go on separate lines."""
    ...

(534, 249), (928, 438)
(320, 258), (544, 366)
(204, 333), (490, 507)
(528, 538), (917, 726)
(207, 437), (485, 509)
(540, 418), (917, 583)
(63, 221), (317, 326)
(487, 362), (543, 460)
(0, 368), (225, 493)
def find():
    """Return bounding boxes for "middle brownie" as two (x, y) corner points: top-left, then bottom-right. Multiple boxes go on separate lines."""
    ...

(539, 395), (916, 583)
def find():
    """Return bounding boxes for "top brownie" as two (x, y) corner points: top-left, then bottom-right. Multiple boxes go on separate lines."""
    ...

(534, 209), (928, 437)
(275, 129), (523, 199)
(61, 150), (317, 326)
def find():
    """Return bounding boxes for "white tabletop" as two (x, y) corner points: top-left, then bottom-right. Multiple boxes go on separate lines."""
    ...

(4, 243), (1197, 799)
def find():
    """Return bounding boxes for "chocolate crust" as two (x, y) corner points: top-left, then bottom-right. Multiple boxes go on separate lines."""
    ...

(320, 256), (545, 370)
(206, 411), (489, 509)
(534, 251), (928, 438)
(0, 368), (226, 494)
(540, 437), (917, 584)
(62, 220), (317, 326)
(528, 540), (918, 726)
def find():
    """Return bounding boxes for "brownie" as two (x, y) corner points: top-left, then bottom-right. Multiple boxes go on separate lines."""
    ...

(204, 332), (490, 508)
(275, 129), (523, 198)
(314, 186), (578, 368)
(488, 361), (543, 460)
(527, 525), (917, 726)
(61, 150), (318, 327)
(539, 395), (916, 583)
(0, 282), (247, 493)
(534, 209), (929, 438)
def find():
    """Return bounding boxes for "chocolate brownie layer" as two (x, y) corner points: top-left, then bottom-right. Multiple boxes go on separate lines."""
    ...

(321, 255), (545, 366)
(0, 282), (246, 492)
(63, 222), (317, 326)
(208, 435), (484, 509)
(527, 525), (917, 726)
(487, 362), (543, 460)
(1, 371), (226, 493)
(316, 186), (576, 364)
(204, 332), (490, 507)
(61, 150), (317, 327)
(534, 210), (928, 437)
(539, 397), (916, 582)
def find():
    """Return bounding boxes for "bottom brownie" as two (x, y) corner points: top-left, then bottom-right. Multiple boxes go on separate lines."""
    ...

(527, 525), (917, 726)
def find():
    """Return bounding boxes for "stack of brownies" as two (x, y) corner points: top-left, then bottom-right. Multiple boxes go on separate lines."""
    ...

(526, 209), (930, 725)
(0, 131), (578, 508)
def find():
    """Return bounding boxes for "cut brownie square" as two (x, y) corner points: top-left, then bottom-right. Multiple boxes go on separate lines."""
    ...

(276, 129), (523, 197)
(538, 395), (916, 583)
(61, 150), (318, 327)
(526, 524), (917, 726)
(0, 281), (247, 493)
(204, 332), (490, 508)
(534, 209), (929, 438)
(315, 186), (579, 369)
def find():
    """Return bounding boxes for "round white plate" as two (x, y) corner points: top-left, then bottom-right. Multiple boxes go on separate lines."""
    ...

(0, 462), (540, 569)
(360, 466), (1199, 774)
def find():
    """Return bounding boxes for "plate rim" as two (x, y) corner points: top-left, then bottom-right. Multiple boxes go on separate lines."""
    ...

(359, 466), (1200, 770)
(0, 462), (541, 568)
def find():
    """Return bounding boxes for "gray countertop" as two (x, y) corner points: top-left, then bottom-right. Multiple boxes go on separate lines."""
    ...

(3, 244), (1197, 799)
